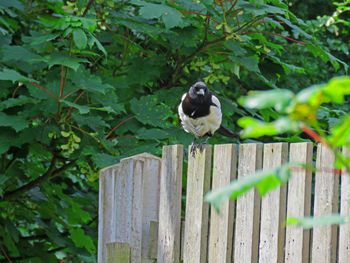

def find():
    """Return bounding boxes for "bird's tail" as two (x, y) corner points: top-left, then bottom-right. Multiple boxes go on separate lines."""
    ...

(217, 125), (239, 138)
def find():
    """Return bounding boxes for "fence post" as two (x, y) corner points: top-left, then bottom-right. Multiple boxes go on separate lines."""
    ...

(285, 142), (313, 263)
(208, 144), (237, 263)
(157, 145), (183, 263)
(259, 143), (289, 263)
(339, 147), (350, 263)
(311, 144), (339, 263)
(183, 145), (212, 263)
(234, 143), (263, 263)
(98, 153), (161, 263)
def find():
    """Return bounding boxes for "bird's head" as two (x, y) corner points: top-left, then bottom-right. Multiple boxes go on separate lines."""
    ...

(189, 81), (208, 100)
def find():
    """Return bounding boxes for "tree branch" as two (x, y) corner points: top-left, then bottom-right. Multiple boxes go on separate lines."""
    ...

(1, 158), (76, 202)
(82, 0), (94, 17)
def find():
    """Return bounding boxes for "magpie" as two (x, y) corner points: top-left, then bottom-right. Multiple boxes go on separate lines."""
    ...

(178, 81), (238, 156)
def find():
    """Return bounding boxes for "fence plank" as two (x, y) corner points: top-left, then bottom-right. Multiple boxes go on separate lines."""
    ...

(259, 143), (289, 263)
(99, 165), (119, 263)
(208, 144), (237, 263)
(157, 145), (183, 263)
(107, 242), (130, 263)
(183, 145), (212, 263)
(339, 147), (350, 263)
(285, 142), (313, 263)
(311, 144), (339, 263)
(234, 143), (263, 263)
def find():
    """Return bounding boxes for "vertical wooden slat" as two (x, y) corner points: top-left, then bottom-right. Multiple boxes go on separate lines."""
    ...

(339, 147), (350, 263)
(157, 145), (183, 263)
(208, 144), (237, 263)
(183, 145), (212, 263)
(285, 142), (313, 263)
(107, 242), (131, 263)
(99, 165), (118, 263)
(234, 143), (263, 263)
(259, 143), (289, 263)
(311, 143), (339, 263)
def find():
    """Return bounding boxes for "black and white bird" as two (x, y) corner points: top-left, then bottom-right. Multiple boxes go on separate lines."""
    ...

(178, 81), (238, 155)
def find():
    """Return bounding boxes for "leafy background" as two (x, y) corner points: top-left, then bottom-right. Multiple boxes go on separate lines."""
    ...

(0, 0), (349, 261)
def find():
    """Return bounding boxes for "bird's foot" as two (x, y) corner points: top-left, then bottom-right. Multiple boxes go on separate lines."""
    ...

(190, 141), (198, 157)
(191, 137), (210, 157)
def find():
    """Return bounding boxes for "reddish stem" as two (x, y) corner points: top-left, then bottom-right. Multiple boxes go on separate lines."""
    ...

(105, 116), (135, 139)
(179, 11), (220, 24)
(28, 81), (59, 102)
(217, 0), (225, 10)
(241, 31), (307, 45)
(63, 88), (82, 99)
(108, 135), (135, 140)
(301, 124), (328, 145)
(63, 90), (86, 122)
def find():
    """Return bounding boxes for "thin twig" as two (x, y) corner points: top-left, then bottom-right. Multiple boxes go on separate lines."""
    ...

(106, 116), (135, 139)
(28, 81), (59, 102)
(241, 31), (307, 45)
(82, 0), (94, 17)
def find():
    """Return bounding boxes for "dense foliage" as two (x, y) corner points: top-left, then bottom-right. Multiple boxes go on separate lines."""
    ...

(0, 0), (348, 261)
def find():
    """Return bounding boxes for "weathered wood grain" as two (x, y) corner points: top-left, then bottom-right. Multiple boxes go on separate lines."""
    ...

(208, 144), (237, 263)
(183, 145), (212, 263)
(311, 144), (339, 263)
(234, 143), (263, 263)
(98, 153), (161, 263)
(285, 142), (313, 263)
(157, 145), (183, 263)
(259, 143), (288, 263)
(339, 147), (350, 263)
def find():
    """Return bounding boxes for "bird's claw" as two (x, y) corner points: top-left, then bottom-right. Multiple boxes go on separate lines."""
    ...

(190, 140), (208, 157)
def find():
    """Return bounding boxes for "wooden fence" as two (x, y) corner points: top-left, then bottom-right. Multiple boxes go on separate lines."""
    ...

(98, 143), (350, 263)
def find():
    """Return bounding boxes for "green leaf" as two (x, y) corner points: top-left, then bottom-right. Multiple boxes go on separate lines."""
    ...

(136, 1), (183, 29)
(92, 153), (120, 168)
(0, 68), (36, 83)
(130, 95), (172, 127)
(136, 128), (169, 140)
(0, 112), (28, 132)
(239, 89), (294, 113)
(61, 100), (90, 114)
(205, 163), (292, 212)
(229, 56), (260, 73)
(34, 52), (89, 71)
(0, 95), (37, 111)
(238, 117), (298, 138)
(73, 28), (87, 49)
(69, 228), (95, 254)
(307, 44), (348, 71)
(287, 214), (350, 229)
(321, 76), (350, 104)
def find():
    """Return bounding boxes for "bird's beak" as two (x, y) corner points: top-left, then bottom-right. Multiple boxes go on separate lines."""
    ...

(196, 89), (205, 96)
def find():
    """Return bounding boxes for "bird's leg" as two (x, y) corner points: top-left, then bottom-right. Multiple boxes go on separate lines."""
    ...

(198, 136), (210, 152)
(190, 138), (198, 157)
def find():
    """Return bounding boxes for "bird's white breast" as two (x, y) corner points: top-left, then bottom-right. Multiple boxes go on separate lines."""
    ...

(178, 93), (222, 138)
